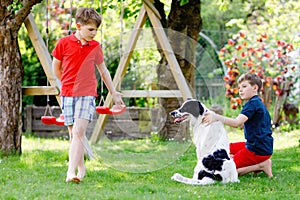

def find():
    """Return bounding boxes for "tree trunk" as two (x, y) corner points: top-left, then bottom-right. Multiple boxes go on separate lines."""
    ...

(155, 0), (202, 140)
(0, 0), (43, 156)
(0, 26), (23, 156)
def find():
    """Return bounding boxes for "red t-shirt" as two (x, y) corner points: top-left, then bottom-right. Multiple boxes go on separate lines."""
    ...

(52, 32), (104, 96)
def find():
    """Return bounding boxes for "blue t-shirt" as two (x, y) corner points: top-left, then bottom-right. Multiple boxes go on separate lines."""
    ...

(241, 95), (273, 155)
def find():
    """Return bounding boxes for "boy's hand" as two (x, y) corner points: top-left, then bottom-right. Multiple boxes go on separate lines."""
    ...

(112, 91), (124, 108)
(202, 110), (217, 125)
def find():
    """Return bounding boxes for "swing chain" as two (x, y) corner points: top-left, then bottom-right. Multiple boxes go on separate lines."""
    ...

(44, 0), (52, 116)
(44, 103), (54, 117)
(98, 0), (105, 106)
(68, 0), (73, 35)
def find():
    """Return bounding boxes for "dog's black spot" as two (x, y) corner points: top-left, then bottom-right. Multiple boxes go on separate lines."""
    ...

(213, 149), (230, 160)
(202, 149), (230, 171)
(180, 100), (204, 118)
(170, 111), (176, 116)
(198, 101), (205, 115)
(198, 170), (222, 181)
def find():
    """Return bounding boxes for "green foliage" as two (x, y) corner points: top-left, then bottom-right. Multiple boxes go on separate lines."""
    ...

(201, 0), (254, 49)
(149, 131), (164, 142)
(279, 122), (300, 132)
(201, 0), (300, 50)
(7, 0), (22, 12)
(19, 0), (300, 111)
(180, 0), (189, 6)
(276, 111), (300, 132)
(19, 1), (59, 107)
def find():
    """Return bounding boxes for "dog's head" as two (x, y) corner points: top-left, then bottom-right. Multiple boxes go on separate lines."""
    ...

(170, 99), (208, 124)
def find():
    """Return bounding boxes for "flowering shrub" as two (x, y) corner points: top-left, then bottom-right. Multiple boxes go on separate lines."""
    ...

(219, 32), (296, 112)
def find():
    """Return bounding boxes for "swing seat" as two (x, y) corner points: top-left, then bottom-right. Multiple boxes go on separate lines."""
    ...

(41, 116), (56, 125)
(55, 114), (65, 126)
(96, 105), (126, 115)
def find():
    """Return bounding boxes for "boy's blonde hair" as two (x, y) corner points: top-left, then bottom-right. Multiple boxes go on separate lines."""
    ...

(238, 73), (262, 92)
(75, 8), (102, 27)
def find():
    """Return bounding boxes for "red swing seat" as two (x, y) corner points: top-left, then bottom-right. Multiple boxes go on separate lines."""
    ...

(41, 116), (57, 125)
(41, 104), (57, 125)
(41, 104), (64, 126)
(55, 114), (65, 126)
(96, 105), (126, 115)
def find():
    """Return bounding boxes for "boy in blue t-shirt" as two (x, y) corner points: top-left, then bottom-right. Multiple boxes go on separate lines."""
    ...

(203, 73), (273, 177)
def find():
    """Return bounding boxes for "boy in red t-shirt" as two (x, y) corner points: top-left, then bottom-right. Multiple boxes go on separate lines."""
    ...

(52, 8), (124, 183)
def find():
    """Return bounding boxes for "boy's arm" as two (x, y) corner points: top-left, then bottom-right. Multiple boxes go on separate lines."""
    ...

(96, 62), (124, 106)
(204, 112), (248, 128)
(52, 57), (62, 81)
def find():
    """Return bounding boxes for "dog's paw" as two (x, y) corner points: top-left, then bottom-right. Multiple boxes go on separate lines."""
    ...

(171, 173), (183, 181)
(200, 177), (215, 185)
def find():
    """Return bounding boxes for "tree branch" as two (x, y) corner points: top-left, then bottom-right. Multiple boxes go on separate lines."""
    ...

(13, 0), (43, 31)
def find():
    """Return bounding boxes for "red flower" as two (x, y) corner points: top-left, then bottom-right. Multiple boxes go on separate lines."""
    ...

(220, 48), (227, 53)
(223, 76), (229, 81)
(239, 31), (246, 38)
(236, 45), (243, 51)
(230, 104), (238, 109)
(286, 44), (293, 51)
(228, 39), (235, 46)
(248, 62), (254, 68)
(233, 88), (239, 94)
(275, 89), (283, 96)
(261, 33), (268, 39)
(264, 52), (271, 58)
(236, 98), (242, 105)
(224, 60), (232, 66)
(257, 37), (263, 42)
(266, 76), (272, 82)
(247, 47), (254, 52)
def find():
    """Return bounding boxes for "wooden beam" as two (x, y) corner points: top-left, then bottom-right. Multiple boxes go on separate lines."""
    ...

(90, 1), (194, 143)
(90, 5), (148, 143)
(122, 90), (182, 98)
(22, 86), (60, 96)
(24, 14), (61, 106)
(143, 0), (161, 19)
(144, 2), (193, 100)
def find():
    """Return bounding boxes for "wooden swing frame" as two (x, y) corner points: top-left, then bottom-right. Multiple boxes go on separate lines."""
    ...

(22, 0), (193, 143)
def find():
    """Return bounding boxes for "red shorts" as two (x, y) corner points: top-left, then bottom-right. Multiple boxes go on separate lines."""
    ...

(230, 142), (271, 169)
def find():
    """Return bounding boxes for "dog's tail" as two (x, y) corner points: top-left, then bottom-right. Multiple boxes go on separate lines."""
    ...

(171, 173), (215, 185)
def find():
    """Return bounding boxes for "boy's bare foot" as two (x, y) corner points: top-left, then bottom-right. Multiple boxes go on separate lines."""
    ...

(77, 166), (86, 180)
(66, 173), (80, 183)
(259, 159), (273, 178)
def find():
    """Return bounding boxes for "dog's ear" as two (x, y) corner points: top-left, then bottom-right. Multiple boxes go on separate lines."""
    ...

(198, 101), (205, 115)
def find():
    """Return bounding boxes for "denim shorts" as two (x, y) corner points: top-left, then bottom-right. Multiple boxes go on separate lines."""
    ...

(61, 96), (96, 126)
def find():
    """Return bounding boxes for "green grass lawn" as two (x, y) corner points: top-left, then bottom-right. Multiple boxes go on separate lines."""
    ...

(0, 130), (299, 200)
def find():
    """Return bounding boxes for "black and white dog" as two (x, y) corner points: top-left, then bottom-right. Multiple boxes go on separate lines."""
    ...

(170, 99), (239, 185)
